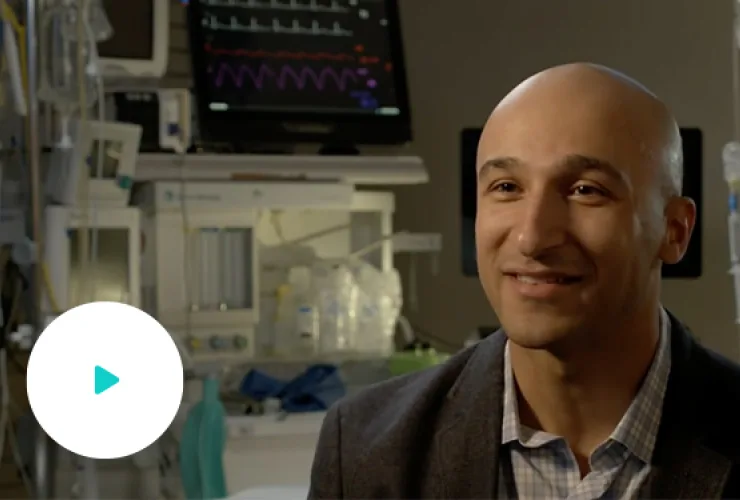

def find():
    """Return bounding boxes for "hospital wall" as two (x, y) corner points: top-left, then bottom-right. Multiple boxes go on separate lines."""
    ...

(162, 0), (739, 359)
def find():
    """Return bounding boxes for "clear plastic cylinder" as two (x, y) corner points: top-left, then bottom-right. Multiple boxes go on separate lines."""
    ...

(730, 266), (740, 324)
(38, 5), (98, 112)
(723, 141), (740, 183)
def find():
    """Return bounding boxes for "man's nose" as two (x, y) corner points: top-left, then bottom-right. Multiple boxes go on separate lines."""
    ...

(515, 192), (568, 258)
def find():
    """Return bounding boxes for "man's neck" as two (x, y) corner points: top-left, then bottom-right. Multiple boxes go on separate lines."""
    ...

(509, 306), (662, 463)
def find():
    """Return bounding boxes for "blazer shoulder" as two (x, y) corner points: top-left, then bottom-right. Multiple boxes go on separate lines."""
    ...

(339, 343), (476, 418)
(688, 342), (740, 455)
(696, 344), (740, 399)
(334, 332), (505, 443)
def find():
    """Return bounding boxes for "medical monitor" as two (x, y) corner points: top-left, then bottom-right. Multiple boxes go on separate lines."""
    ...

(96, 0), (169, 79)
(460, 127), (703, 279)
(186, 0), (412, 146)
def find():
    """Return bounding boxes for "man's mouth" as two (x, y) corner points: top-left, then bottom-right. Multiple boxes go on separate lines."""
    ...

(504, 272), (585, 299)
(512, 274), (582, 285)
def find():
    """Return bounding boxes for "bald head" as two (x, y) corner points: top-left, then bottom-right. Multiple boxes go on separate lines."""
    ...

(482, 63), (683, 199)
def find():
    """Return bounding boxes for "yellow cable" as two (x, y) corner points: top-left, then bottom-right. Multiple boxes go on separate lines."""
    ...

(0, 0), (59, 316)
(0, 1), (27, 114)
(40, 263), (61, 314)
(0, 1), (70, 318)
(0, 2), (27, 94)
(0, 53), (7, 108)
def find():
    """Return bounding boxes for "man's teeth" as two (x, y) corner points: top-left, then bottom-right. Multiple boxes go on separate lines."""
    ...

(516, 275), (570, 285)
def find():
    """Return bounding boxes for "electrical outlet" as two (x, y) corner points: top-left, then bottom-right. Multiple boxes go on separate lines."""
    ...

(393, 232), (443, 253)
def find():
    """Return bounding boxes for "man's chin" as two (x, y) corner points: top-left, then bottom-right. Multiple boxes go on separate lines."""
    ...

(501, 315), (588, 351)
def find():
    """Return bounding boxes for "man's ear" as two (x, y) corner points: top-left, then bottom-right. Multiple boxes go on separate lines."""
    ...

(659, 196), (696, 265)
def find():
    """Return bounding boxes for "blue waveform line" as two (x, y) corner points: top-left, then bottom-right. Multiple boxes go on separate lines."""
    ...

(210, 63), (360, 91)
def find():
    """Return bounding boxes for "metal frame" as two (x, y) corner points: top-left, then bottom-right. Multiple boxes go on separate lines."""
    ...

(47, 120), (142, 207)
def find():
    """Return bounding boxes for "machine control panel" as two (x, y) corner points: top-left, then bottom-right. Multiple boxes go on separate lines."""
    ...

(182, 329), (255, 362)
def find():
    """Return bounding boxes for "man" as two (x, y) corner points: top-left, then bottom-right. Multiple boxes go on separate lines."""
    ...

(308, 63), (740, 498)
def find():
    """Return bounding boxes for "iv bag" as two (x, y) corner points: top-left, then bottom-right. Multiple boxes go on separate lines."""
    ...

(62, 0), (113, 42)
(350, 260), (402, 355)
(38, 5), (99, 113)
(89, 0), (113, 41)
(312, 264), (358, 354)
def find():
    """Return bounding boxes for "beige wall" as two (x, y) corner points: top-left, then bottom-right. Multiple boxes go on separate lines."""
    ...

(164, 0), (739, 358)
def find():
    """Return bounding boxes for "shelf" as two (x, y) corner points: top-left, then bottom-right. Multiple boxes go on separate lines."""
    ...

(135, 153), (429, 185)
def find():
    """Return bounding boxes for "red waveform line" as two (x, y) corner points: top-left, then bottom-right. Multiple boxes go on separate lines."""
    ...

(210, 63), (359, 91)
(204, 44), (356, 62)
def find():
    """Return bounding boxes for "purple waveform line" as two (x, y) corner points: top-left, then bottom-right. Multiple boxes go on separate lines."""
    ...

(210, 64), (360, 91)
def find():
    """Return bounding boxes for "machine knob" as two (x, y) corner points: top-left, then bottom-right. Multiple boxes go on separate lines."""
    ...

(233, 335), (248, 350)
(209, 335), (226, 349)
(188, 337), (202, 350)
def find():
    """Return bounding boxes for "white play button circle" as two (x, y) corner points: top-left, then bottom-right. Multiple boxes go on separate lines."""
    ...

(26, 302), (184, 459)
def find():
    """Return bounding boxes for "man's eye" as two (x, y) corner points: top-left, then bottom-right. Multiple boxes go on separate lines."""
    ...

(572, 184), (606, 197)
(491, 182), (519, 193)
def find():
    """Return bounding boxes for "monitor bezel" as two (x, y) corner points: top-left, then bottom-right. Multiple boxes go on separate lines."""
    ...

(97, 0), (170, 79)
(186, 0), (413, 146)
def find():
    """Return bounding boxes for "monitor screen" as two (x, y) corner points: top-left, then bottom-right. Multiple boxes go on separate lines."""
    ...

(460, 127), (703, 279)
(97, 0), (154, 60)
(187, 0), (412, 145)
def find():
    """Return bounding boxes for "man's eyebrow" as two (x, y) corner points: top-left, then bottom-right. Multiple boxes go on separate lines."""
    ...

(477, 156), (520, 182)
(476, 154), (627, 184)
(560, 154), (627, 183)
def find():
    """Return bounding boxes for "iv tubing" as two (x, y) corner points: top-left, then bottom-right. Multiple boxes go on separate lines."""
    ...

(0, 249), (10, 471)
(74, 2), (101, 498)
(24, 0), (50, 497)
(76, 0), (90, 307)
(734, 0), (740, 141)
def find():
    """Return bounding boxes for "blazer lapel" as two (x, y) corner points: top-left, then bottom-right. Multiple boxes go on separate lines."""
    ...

(429, 332), (508, 498)
(640, 441), (731, 499)
(639, 312), (733, 498)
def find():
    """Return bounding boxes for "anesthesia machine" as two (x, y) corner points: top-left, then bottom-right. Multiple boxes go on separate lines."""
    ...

(0, 0), (444, 499)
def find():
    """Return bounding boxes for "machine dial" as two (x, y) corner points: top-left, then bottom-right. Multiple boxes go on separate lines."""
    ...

(233, 335), (248, 350)
(188, 337), (202, 351)
(209, 335), (227, 350)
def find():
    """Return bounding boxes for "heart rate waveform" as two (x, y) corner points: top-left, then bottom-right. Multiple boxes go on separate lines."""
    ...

(201, 13), (353, 36)
(202, 0), (350, 14)
(204, 44), (355, 61)
(210, 63), (360, 91)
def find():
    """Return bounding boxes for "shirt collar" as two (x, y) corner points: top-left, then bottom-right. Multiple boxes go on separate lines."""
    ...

(501, 307), (672, 463)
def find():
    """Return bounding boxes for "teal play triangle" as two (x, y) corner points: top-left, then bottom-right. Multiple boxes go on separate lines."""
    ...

(95, 365), (119, 395)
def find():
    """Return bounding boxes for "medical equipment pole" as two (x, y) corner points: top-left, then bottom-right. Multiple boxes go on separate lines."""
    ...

(727, 0), (740, 360)
(734, 0), (740, 139)
(25, 0), (51, 497)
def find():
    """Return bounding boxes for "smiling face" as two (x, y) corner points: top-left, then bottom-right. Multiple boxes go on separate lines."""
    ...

(475, 65), (695, 352)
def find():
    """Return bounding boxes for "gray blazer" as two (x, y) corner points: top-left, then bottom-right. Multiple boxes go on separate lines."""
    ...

(308, 312), (740, 498)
